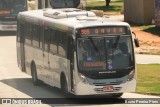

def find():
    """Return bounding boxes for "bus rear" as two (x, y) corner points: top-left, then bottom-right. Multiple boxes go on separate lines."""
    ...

(0, 0), (27, 31)
(74, 26), (137, 96)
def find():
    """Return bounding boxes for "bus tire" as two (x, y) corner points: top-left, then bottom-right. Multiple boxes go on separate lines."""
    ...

(61, 74), (69, 96)
(31, 63), (40, 86)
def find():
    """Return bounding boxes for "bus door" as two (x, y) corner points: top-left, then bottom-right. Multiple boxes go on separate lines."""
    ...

(48, 29), (59, 87)
(17, 22), (25, 72)
(68, 36), (74, 91)
(32, 25), (44, 79)
(42, 27), (50, 83)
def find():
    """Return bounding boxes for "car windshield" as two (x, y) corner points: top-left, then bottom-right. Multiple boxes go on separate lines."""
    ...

(0, 0), (27, 14)
(77, 36), (134, 71)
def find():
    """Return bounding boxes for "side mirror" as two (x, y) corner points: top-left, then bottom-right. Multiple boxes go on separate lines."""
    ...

(134, 38), (140, 47)
(132, 32), (140, 47)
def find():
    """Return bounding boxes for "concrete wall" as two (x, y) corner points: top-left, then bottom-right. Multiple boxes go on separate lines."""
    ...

(124, 0), (154, 25)
(143, 0), (155, 24)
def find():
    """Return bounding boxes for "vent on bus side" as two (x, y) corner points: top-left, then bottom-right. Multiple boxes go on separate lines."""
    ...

(43, 8), (96, 19)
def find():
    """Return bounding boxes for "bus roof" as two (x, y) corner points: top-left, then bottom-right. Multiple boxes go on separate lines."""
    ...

(18, 8), (130, 32)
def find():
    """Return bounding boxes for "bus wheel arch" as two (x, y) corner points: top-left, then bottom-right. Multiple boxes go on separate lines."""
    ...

(60, 72), (69, 94)
(31, 61), (40, 85)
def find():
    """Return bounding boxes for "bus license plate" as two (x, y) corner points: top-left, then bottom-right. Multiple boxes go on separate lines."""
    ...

(103, 86), (113, 91)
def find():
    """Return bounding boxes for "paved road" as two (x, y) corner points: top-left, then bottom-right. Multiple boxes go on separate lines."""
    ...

(136, 54), (160, 64)
(0, 32), (159, 107)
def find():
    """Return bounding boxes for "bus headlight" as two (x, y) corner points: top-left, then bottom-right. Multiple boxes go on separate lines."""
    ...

(128, 70), (135, 81)
(79, 73), (88, 84)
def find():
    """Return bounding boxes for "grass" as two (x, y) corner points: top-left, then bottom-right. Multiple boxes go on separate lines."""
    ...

(86, 0), (124, 12)
(136, 64), (160, 94)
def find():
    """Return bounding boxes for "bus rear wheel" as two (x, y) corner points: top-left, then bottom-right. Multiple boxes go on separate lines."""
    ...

(31, 64), (40, 86)
(61, 76), (69, 96)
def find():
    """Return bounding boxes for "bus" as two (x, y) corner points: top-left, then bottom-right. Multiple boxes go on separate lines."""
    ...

(17, 8), (139, 97)
(0, 0), (28, 31)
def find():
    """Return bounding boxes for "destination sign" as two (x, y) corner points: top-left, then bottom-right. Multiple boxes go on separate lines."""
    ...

(80, 26), (127, 36)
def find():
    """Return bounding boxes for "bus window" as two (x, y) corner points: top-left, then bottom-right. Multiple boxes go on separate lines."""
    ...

(17, 22), (21, 42)
(57, 31), (67, 57)
(44, 28), (50, 51)
(32, 25), (40, 48)
(50, 29), (57, 54)
(17, 23), (25, 43)
(39, 26), (43, 49)
(25, 23), (32, 45)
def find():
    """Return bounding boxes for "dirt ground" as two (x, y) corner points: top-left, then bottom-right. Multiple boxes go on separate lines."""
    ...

(104, 11), (160, 55)
(132, 27), (160, 55)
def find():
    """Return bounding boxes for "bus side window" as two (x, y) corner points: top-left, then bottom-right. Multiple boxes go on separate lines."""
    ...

(44, 28), (50, 52)
(17, 21), (20, 42)
(25, 22), (32, 45)
(50, 29), (57, 54)
(39, 26), (43, 49)
(32, 25), (39, 48)
(57, 31), (67, 57)
(17, 22), (25, 43)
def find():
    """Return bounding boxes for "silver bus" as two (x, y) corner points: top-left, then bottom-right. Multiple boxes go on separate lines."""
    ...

(17, 8), (139, 97)
(0, 0), (28, 31)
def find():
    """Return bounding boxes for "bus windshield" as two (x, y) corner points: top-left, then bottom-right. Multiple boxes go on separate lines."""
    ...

(0, 0), (27, 15)
(77, 36), (134, 72)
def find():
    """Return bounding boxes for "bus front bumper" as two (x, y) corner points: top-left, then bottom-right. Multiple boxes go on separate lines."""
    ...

(74, 79), (136, 96)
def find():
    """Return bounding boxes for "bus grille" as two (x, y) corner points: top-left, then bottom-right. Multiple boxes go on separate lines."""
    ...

(90, 72), (128, 79)
(92, 81), (123, 86)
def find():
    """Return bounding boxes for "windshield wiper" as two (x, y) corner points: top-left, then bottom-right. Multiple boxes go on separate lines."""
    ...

(88, 37), (101, 60)
(113, 35), (121, 49)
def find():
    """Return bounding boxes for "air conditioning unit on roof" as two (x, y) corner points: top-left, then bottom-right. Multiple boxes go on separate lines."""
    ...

(43, 8), (96, 19)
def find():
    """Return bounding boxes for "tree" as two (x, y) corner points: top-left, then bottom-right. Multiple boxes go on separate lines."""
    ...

(105, 0), (111, 7)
